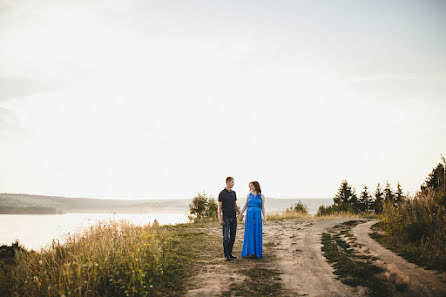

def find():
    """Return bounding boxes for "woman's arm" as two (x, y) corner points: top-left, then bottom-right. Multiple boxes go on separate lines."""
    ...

(261, 194), (267, 223)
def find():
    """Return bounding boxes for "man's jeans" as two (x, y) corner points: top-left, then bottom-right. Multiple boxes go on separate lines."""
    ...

(222, 215), (237, 257)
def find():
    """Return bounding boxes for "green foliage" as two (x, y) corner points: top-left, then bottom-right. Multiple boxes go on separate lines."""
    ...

(378, 190), (446, 271)
(421, 162), (445, 194)
(319, 180), (407, 216)
(373, 183), (384, 214)
(383, 181), (395, 204)
(359, 185), (373, 213)
(333, 180), (358, 207)
(317, 203), (355, 216)
(376, 154), (446, 271)
(285, 201), (308, 214)
(188, 191), (218, 222)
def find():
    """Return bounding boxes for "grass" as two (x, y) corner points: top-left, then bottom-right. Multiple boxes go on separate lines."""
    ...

(0, 219), (211, 297)
(221, 267), (282, 297)
(374, 193), (446, 272)
(266, 210), (311, 221)
(320, 220), (391, 297)
(370, 221), (445, 272)
(220, 239), (283, 297)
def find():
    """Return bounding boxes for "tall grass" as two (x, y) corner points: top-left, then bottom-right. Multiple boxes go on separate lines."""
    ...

(4, 219), (203, 297)
(376, 190), (446, 271)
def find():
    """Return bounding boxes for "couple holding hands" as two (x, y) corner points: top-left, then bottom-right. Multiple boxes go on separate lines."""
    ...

(217, 177), (266, 262)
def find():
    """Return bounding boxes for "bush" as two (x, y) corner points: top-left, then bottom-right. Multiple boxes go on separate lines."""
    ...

(286, 201), (308, 214)
(378, 189), (446, 271)
(188, 192), (218, 222)
(317, 203), (357, 216)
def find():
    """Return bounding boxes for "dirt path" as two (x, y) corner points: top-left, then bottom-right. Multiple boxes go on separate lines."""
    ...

(352, 220), (446, 297)
(183, 218), (367, 297)
(269, 218), (366, 297)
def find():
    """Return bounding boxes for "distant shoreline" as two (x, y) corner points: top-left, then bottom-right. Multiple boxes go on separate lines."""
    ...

(0, 192), (332, 215)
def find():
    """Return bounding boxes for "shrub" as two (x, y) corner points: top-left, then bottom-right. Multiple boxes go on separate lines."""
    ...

(188, 192), (218, 222)
(286, 201), (308, 214)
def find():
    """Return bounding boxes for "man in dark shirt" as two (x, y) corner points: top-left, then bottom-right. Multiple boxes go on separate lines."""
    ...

(218, 176), (241, 261)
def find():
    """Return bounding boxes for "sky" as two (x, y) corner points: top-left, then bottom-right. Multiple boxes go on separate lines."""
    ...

(0, 0), (445, 200)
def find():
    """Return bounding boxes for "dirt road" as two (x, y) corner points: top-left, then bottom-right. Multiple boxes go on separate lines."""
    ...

(184, 218), (366, 297)
(352, 220), (446, 297)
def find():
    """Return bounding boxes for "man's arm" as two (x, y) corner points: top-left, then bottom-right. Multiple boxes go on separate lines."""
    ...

(218, 193), (224, 225)
(235, 201), (241, 215)
(234, 191), (241, 215)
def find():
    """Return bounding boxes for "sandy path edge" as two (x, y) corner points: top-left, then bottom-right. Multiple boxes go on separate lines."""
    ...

(352, 220), (446, 297)
(268, 218), (368, 297)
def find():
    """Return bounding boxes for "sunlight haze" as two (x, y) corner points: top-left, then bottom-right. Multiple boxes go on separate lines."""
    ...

(1, 0), (445, 199)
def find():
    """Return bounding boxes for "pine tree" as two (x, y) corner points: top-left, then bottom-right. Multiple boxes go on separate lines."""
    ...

(333, 180), (356, 211)
(384, 181), (395, 205)
(359, 185), (372, 213)
(374, 183), (384, 214)
(421, 162), (445, 194)
(394, 182), (405, 206)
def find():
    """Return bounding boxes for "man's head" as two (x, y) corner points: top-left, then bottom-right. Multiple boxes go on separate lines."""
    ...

(226, 176), (234, 189)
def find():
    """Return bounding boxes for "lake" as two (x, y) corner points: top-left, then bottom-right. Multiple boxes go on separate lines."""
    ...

(0, 212), (190, 251)
(0, 198), (332, 251)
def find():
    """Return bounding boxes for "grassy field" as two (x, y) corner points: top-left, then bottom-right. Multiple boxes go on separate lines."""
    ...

(0, 219), (212, 297)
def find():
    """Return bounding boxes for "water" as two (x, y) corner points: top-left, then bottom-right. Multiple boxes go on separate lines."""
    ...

(0, 212), (189, 251)
(0, 198), (333, 251)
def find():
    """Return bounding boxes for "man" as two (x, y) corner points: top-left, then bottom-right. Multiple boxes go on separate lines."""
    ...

(218, 176), (242, 261)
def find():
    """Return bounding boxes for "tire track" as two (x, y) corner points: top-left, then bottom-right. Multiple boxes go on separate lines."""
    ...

(352, 220), (446, 297)
(268, 218), (367, 297)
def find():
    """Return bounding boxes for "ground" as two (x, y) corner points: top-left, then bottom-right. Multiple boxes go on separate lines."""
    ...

(182, 217), (446, 297)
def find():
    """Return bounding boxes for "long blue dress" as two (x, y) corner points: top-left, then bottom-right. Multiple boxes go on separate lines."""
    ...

(241, 192), (263, 258)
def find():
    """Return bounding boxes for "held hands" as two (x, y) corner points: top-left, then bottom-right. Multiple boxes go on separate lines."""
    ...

(239, 214), (244, 221)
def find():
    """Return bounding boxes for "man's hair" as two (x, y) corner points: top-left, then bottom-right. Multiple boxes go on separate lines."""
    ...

(226, 176), (234, 183)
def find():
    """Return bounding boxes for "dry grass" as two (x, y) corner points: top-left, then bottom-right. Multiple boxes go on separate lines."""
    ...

(374, 191), (446, 271)
(266, 210), (311, 221)
(2, 219), (207, 297)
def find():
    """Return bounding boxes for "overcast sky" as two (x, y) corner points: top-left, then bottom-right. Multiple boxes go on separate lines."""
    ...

(0, 0), (445, 200)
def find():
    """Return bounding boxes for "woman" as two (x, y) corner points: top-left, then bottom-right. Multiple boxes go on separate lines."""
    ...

(240, 181), (266, 258)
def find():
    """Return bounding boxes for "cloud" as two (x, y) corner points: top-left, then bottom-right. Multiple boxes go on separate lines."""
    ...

(0, 76), (55, 101)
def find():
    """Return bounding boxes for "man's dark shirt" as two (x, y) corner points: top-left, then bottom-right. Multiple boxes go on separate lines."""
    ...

(218, 188), (237, 218)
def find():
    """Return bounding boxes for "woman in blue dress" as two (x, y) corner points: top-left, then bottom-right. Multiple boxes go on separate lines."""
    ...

(240, 181), (266, 258)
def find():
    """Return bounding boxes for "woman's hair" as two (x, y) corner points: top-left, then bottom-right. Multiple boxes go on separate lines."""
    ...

(250, 181), (262, 194)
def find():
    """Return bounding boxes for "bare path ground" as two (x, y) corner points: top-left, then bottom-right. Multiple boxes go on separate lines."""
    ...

(269, 217), (367, 297)
(183, 218), (367, 297)
(352, 220), (446, 297)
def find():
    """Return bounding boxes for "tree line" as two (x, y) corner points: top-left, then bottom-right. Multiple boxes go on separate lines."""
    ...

(318, 180), (407, 216)
(318, 154), (446, 216)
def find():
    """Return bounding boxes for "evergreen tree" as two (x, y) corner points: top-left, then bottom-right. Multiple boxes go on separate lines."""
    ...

(384, 181), (395, 205)
(333, 180), (357, 211)
(374, 183), (384, 214)
(421, 162), (445, 194)
(394, 182), (405, 206)
(359, 185), (372, 213)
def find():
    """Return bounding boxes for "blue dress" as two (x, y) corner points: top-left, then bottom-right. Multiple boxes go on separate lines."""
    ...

(241, 192), (263, 258)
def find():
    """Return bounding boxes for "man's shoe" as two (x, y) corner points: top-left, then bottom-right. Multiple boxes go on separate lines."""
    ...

(225, 256), (231, 261)
(230, 255), (237, 259)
